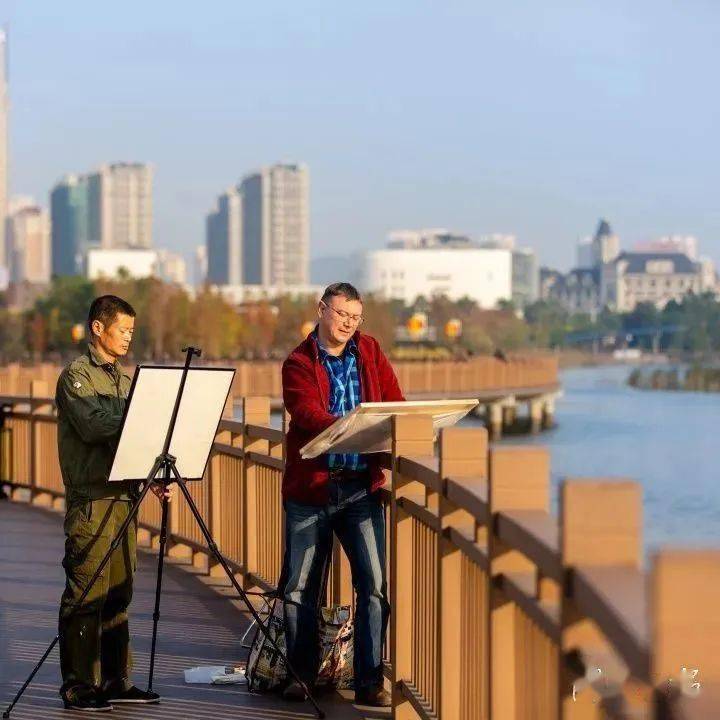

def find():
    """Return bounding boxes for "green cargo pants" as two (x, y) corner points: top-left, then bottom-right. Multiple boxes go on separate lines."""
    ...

(59, 498), (137, 693)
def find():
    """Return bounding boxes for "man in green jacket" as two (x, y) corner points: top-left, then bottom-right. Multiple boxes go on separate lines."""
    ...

(56, 295), (166, 712)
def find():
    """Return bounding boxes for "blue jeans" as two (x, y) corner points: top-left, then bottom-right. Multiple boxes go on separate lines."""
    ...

(279, 477), (390, 689)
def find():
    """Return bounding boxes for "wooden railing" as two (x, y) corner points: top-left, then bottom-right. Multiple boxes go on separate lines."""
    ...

(0, 355), (558, 399)
(1, 383), (718, 719)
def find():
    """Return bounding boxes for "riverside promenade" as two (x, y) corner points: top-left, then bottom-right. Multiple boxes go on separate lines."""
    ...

(0, 356), (718, 719)
(0, 355), (560, 437)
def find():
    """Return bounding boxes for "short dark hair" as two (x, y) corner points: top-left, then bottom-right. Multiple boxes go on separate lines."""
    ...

(321, 282), (362, 305)
(87, 295), (136, 334)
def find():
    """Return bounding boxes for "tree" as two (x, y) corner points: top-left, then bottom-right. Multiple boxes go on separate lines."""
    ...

(35, 276), (96, 355)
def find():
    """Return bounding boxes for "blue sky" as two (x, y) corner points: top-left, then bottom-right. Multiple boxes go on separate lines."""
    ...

(3, 0), (719, 270)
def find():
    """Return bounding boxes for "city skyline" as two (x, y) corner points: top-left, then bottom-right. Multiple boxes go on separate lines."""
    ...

(50, 162), (153, 277)
(1, 2), (718, 273)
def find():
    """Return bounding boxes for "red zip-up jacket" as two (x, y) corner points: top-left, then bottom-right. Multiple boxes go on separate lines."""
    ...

(282, 329), (405, 505)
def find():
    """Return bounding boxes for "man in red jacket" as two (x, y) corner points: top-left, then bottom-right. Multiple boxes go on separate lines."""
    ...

(280, 282), (404, 707)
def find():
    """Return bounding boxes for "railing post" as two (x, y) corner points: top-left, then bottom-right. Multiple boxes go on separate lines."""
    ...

(0, 402), (9, 497)
(488, 445), (550, 720)
(651, 549), (720, 717)
(242, 396), (270, 589)
(560, 479), (641, 717)
(438, 426), (488, 719)
(391, 414), (434, 718)
(30, 380), (52, 506)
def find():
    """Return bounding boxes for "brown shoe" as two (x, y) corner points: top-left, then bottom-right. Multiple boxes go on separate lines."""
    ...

(355, 686), (392, 707)
(282, 680), (308, 702)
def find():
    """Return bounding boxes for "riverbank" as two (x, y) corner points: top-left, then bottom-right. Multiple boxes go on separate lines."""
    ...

(557, 349), (667, 369)
(464, 364), (720, 555)
(628, 364), (720, 392)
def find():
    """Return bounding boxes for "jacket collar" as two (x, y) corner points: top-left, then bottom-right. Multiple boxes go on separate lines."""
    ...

(87, 343), (119, 370)
(313, 328), (358, 361)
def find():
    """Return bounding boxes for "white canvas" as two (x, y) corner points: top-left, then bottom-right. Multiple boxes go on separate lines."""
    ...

(109, 366), (235, 482)
(300, 399), (479, 459)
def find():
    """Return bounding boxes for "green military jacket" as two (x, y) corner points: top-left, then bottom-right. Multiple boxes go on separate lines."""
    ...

(55, 344), (135, 503)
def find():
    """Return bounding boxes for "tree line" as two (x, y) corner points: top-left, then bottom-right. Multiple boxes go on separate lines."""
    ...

(0, 276), (718, 362)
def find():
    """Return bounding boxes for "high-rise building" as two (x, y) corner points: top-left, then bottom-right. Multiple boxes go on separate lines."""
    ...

(511, 247), (539, 308)
(50, 163), (153, 276)
(240, 163), (309, 286)
(576, 237), (594, 268)
(205, 187), (242, 285)
(0, 30), (8, 269)
(51, 175), (90, 276)
(592, 219), (620, 266)
(91, 163), (153, 249)
(6, 197), (51, 284)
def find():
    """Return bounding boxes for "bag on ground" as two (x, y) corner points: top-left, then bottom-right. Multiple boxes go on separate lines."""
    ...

(246, 599), (354, 692)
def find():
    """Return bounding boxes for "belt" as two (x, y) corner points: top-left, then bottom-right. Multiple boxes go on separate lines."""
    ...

(328, 468), (369, 481)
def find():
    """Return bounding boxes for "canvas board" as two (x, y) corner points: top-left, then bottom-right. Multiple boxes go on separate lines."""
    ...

(300, 399), (479, 459)
(109, 366), (235, 482)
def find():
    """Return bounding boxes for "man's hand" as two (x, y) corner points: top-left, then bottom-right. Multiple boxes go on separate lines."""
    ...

(150, 483), (175, 503)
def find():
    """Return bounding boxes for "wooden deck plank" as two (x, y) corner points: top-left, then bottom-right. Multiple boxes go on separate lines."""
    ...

(0, 500), (387, 720)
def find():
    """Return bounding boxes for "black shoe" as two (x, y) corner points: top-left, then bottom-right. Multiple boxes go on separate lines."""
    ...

(62, 688), (113, 713)
(355, 685), (392, 707)
(282, 680), (308, 702)
(103, 686), (160, 704)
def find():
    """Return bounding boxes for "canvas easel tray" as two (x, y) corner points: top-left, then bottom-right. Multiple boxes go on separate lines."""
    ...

(300, 399), (479, 459)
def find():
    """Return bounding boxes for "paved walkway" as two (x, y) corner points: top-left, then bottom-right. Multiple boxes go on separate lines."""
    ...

(0, 499), (387, 720)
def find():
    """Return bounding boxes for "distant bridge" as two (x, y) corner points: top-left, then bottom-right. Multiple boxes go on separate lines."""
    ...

(564, 324), (686, 351)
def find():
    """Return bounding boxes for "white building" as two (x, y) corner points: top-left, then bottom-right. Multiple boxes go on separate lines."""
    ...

(155, 249), (187, 285)
(387, 228), (473, 249)
(634, 235), (698, 260)
(699, 256), (717, 293)
(213, 283), (323, 305)
(601, 252), (707, 312)
(478, 233), (516, 251)
(86, 248), (157, 280)
(361, 246), (511, 307)
(193, 245), (207, 287)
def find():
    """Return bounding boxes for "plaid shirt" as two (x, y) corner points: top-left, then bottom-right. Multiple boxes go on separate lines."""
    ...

(315, 334), (366, 471)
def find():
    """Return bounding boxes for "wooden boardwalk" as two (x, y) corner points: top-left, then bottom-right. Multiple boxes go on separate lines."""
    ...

(0, 499), (386, 720)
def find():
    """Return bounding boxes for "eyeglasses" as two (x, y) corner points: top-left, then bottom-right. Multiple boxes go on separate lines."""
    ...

(321, 301), (364, 325)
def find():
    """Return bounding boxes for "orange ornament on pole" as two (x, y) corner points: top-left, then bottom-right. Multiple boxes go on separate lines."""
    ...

(445, 318), (462, 339)
(70, 324), (85, 344)
(406, 312), (427, 340)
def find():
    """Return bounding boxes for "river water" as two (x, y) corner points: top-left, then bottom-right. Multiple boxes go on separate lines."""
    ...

(462, 364), (720, 557)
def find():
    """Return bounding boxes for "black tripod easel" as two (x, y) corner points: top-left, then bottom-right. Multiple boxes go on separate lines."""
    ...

(3, 346), (325, 720)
